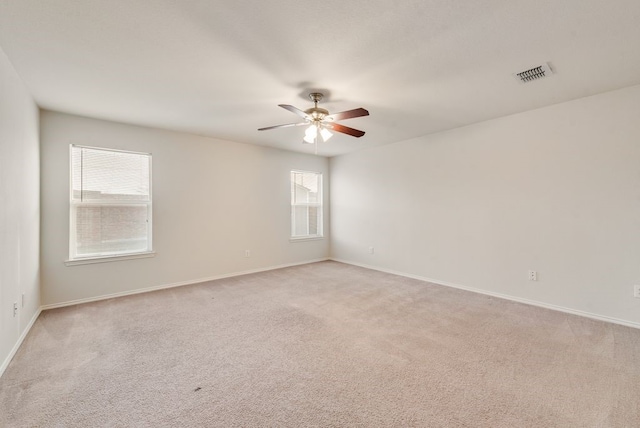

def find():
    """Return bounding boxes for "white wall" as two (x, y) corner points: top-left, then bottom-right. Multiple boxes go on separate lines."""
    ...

(331, 84), (640, 326)
(0, 48), (40, 373)
(40, 111), (329, 306)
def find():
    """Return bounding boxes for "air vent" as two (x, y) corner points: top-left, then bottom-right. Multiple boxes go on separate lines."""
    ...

(514, 63), (553, 83)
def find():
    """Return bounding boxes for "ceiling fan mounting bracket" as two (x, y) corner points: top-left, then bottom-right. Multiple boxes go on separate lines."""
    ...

(308, 92), (324, 104)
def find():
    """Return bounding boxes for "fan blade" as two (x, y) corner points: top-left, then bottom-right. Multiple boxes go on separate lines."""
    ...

(327, 123), (366, 138)
(279, 104), (310, 119)
(325, 108), (369, 122)
(258, 122), (308, 131)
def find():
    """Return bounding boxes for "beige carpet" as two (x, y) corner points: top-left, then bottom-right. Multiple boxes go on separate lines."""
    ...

(1, 261), (639, 427)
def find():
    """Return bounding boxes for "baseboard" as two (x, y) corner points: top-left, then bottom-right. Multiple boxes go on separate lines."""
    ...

(0, 308), (42, 379)
(41, 258), (330, 311)
(331, 258), (640, 330)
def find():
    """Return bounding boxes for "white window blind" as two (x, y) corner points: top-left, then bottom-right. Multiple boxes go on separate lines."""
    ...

(70, 145), (152, 260)
(291, 170), (322, 238)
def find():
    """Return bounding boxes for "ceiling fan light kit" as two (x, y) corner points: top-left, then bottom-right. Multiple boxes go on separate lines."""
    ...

(258, 92), (369, 150)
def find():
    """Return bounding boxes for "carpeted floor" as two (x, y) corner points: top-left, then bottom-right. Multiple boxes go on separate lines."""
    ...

(1, 261), (639, 427)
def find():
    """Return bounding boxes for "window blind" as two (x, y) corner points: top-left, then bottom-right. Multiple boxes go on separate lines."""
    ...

(70, 146), (152, 259)
(291, 171), (322, 238)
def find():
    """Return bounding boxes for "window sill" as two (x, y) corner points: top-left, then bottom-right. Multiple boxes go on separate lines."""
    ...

(289, 236), (324, 243)
(65, 251), (156, 266)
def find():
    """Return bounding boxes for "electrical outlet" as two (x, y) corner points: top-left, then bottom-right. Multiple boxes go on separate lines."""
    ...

(244, 250), (251, 258)
(634, 285), (640, 299)
(13, 302), (18, 317)
(368, 247), (375, 255)
(528, 270), (537, 281)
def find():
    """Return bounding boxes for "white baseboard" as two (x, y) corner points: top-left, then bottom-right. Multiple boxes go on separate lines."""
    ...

(331, 258), (640, 330)
(0, 308), (42, 379)
(41, 258), (330, 311)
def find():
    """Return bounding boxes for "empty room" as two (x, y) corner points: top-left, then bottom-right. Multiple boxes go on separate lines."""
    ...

(1, 0), (640, 426)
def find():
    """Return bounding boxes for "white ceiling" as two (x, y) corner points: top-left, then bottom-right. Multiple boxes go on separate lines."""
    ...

(1, 0), (640, 157)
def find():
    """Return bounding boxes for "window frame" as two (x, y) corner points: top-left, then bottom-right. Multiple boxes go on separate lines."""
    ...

(67, 144), (154, 265)
(290, 169), (323, 241)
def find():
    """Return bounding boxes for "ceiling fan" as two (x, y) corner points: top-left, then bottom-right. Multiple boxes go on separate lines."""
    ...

(258, 92), (369, 145)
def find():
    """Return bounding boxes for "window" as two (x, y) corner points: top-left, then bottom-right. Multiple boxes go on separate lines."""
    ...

(69, 145), (152, 261)
(291, 170), (323, 239)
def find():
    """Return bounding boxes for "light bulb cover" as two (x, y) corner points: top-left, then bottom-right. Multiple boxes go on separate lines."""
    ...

(305, 125), (317, 138)
(303, 124), (319, 144)
(320, 127), (333, 142)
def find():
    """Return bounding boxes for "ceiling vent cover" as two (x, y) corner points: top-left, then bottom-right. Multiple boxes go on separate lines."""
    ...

(514, 63), (553, 83)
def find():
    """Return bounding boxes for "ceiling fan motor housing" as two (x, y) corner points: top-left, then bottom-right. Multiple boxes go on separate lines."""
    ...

(305, 107), (329, 122)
